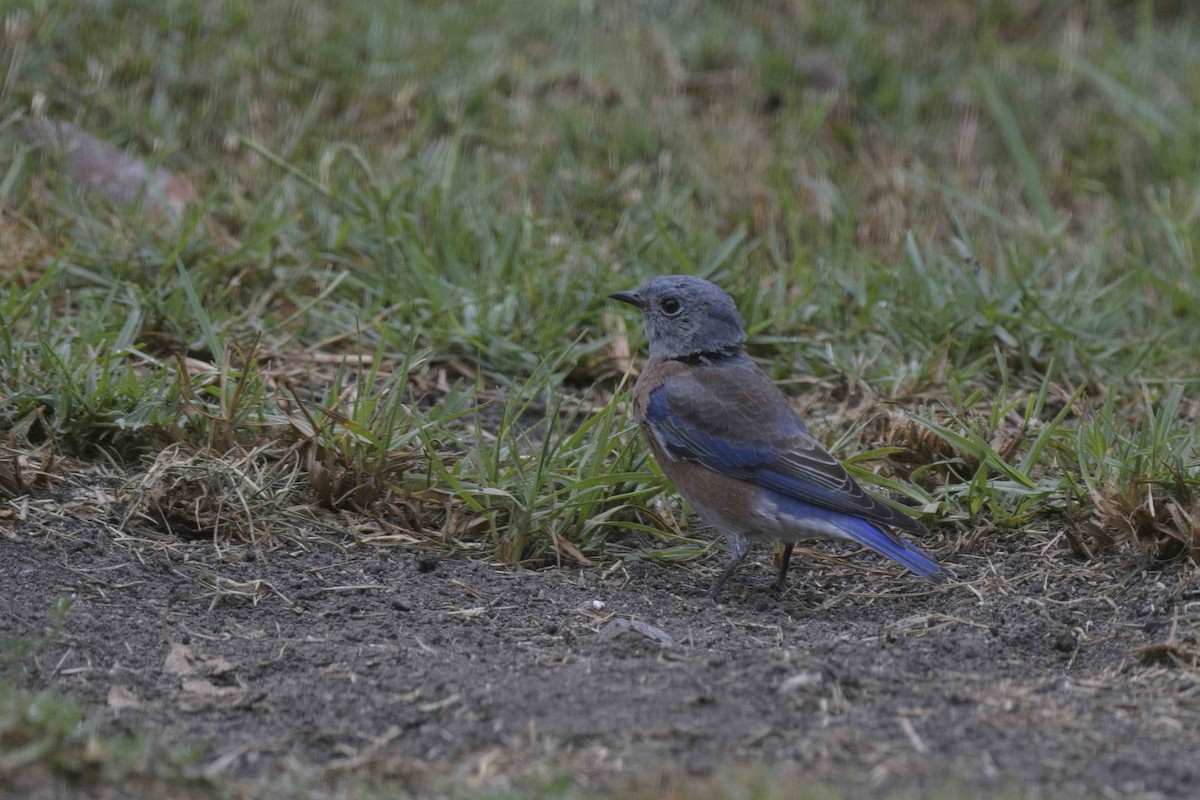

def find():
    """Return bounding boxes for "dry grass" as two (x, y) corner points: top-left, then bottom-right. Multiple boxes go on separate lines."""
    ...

(120, 443), (305, 543)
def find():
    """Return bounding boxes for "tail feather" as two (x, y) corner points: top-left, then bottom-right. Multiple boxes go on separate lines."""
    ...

(838, 515), (944, 583)
(768, 491), (944, 582)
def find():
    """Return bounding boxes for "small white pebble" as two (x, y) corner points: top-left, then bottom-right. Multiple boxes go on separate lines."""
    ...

(591, 599), (606, 611)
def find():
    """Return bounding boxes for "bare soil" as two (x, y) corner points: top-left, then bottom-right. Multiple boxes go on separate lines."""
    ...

(3, 480), (1199, 799)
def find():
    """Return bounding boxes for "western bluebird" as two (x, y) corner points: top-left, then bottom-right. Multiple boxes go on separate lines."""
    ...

(610, 275), (943, 599)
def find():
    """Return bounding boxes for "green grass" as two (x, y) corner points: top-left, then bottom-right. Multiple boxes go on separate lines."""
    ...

(0, 679), (211, 797)
(0, 598), (209, 795)
(3, 0), (1200, 794)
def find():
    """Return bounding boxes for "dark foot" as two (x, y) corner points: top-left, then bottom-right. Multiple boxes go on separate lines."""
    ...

(705, 534), (750, 600)
(775, 543), (794, 593)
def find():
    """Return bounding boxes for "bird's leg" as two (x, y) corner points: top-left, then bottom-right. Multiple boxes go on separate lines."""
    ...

(706, 532), (750, 599)
(775, 543), (794, 593)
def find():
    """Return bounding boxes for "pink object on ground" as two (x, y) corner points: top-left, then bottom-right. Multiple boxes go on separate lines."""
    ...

(17, 117), (198, 219)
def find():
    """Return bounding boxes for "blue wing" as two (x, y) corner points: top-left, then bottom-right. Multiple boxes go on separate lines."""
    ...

(645, 369), (941, 580)
(644, 363), (926, 536)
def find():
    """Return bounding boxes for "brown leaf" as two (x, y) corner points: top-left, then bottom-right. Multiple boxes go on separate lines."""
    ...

(202, 655), (237, 676)
(553, 534), (594, 567)
(163, 642), (195, 675)
(599, 618), (674, 648)
(181, 676), (241, 697)
(106, 685), (141, 710)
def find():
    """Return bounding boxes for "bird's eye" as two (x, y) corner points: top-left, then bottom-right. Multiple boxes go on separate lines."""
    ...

(660, 296), (682, 316)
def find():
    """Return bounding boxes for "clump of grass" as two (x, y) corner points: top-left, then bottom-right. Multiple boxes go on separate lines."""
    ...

(285, 350), (446, 512)
(0, 434), (61, 500)
(119, 442), (304, 543)
(424, 359), (662, 565)
(1071, 385), (1200, 562)
(0, 258), (182, 458)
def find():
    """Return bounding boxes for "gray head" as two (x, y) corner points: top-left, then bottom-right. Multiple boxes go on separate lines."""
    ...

(609, 275), (746, 359)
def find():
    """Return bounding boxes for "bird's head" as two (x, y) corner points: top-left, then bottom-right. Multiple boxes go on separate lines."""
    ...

(609, 275), (746, 359)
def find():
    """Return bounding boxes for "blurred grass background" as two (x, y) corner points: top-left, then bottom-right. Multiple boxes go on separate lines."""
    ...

(3, 0), (1199, 568)
(5, 0), (1200, 563)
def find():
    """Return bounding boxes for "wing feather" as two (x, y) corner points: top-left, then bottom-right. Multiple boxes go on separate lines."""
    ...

(646, 362), (923, 534)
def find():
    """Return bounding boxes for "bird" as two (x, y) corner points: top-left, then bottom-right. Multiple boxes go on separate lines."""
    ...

(609, 275), (943, 599)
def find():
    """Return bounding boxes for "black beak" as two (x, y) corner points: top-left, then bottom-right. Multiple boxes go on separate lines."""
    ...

(608, 290), (643, 309)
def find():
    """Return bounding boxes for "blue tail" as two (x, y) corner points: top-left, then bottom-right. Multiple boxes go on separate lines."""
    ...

(770, 493), (944, 582)
(836, 514), (944, 583)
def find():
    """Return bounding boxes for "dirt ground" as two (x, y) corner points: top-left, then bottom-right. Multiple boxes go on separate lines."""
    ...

(3, 479), (1199, 799)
